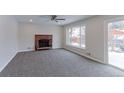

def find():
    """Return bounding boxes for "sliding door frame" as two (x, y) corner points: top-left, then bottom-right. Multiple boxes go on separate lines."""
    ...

(104, 16), (124, 64)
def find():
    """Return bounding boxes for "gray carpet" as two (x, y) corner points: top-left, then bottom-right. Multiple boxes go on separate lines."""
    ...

(0, 49), (124, 77)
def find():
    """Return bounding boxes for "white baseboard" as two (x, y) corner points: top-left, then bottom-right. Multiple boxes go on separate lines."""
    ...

(18, 47), (63, 52)
(64, 47), (105, 64)
(0, 52), (18, 72)
(18, 49), (34, 53)
(64, 47), (124, 72)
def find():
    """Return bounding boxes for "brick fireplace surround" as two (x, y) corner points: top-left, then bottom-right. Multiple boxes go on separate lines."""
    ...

(35, 35), (52, 51)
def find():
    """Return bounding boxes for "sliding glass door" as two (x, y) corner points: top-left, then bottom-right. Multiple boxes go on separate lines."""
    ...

(108, 20), (124, 69)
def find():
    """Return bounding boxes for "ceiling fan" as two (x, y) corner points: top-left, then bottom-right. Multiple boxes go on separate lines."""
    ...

(39, 15), (66, 23)
(51, 15), (65, 22)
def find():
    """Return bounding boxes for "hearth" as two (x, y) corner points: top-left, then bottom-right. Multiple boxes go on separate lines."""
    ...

(35, 35), (52, 51)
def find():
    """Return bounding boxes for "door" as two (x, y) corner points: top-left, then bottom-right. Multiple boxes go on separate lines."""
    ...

(107, 20), (124, 69)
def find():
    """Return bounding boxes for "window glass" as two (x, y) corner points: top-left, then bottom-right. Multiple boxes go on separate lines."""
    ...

(66, 25), (86, 49)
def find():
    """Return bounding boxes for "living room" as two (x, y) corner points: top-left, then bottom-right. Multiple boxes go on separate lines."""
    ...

(1, 0), (124, 92)
(0, 15), (124, 77)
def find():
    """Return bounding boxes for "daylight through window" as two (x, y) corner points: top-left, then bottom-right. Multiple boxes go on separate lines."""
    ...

(66, 25), (86, 48)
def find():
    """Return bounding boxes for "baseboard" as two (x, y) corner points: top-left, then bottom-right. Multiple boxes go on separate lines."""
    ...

(18, 48), (63, 53)
(64, 48), (124, 72)
(1, 48), (123, 73)
(0, 52), (18, 72)
(18, 49), (34, 53)
(64, 48), (105, 64)
(52, 48), (63, 50)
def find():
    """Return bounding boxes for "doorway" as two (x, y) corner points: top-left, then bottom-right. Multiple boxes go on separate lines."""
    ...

(108, 20), (124, 69)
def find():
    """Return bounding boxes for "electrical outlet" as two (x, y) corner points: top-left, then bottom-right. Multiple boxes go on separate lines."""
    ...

(87, 52), (91, 56)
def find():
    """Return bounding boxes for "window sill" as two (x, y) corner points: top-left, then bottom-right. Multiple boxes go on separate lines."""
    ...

(66, 44), (85, 50)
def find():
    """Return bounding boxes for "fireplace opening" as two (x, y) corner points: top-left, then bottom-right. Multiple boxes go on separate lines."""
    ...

(39, 39), (51, 48)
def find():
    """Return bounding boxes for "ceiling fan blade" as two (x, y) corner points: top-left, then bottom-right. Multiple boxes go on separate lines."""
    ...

(56, 19), (65, 20)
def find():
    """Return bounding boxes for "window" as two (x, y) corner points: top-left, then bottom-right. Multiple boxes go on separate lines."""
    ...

(66, 25), (86, 49)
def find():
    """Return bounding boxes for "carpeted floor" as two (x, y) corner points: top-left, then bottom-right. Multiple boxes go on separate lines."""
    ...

(0, 49), (124, 77)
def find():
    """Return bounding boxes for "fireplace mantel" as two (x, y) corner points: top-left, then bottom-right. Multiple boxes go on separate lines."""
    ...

(35, 35), (52, 51)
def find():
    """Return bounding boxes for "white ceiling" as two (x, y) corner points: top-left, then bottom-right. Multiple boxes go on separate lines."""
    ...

(15, 15), (93, 26)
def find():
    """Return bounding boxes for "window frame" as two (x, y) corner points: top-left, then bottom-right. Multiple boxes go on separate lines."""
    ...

(66, 25), (86, 49)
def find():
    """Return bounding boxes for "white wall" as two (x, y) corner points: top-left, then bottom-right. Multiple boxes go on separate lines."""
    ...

(0, 16), (18, 72)
(18, 23), (63, 52)
(64, 15), (124, 64)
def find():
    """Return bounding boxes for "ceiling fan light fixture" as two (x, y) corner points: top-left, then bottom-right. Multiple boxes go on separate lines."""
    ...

(29, 19), (33, 22)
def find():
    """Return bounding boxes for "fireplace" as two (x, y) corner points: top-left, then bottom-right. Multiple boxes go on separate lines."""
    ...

(39, 39), (50, 47)
(35, 35), (52, 51)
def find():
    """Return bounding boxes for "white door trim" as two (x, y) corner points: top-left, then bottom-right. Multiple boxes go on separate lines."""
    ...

(104, 16), (124, 64)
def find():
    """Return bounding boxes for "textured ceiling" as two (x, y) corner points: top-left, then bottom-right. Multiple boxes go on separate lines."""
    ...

(15, 15), (93, 26)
